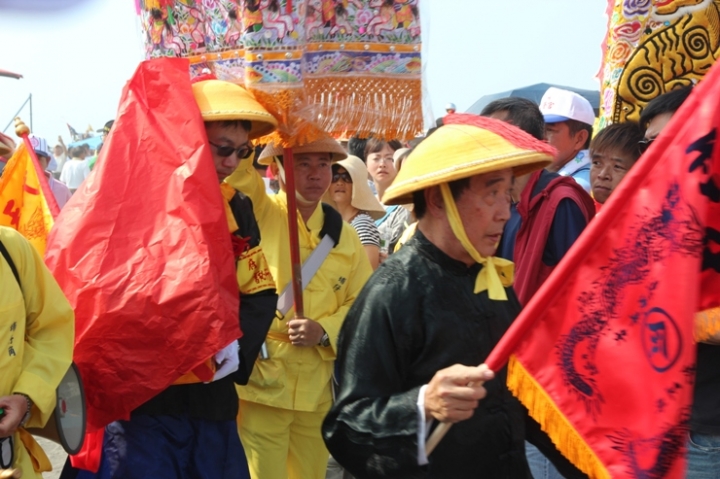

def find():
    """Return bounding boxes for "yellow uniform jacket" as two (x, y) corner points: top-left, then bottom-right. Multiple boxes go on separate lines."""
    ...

(0, 226), (74, 476)
(227, 161), (372, 412)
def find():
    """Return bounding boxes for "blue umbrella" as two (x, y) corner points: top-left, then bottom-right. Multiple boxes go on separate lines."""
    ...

(466, 82), (600, 116)
(69, 136), (102, 150)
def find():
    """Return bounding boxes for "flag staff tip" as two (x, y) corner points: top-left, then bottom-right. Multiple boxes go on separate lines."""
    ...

(14, 117), (30, 137)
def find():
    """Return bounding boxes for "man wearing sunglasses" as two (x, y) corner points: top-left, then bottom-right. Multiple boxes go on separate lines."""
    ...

(62, 76), (280, 479)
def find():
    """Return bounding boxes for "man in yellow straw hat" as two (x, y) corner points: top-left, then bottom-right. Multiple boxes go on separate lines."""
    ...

(322, 114), (587, 478)
(227, 134), (373, 479)
(62, 74), (279, 479)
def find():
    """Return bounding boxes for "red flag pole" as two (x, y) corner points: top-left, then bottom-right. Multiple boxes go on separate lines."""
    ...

(14, 118), (61, 219)
(283, 147), (304, 317)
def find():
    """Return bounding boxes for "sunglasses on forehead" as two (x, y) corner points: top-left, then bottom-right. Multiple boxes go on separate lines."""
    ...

(209, 141), (253, 159)
(332, 172), (352, 183)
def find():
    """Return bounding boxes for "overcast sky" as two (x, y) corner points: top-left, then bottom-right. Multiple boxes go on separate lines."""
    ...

(0, 0), (607, 147)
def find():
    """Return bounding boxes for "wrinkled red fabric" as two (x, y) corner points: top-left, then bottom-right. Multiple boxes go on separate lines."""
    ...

(45, 58), (241, 469)
(488, 63), (720, 477)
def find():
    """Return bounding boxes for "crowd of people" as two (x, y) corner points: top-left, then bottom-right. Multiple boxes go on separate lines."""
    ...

(0, 65), (716, 479)
(0, 121), (114, 210)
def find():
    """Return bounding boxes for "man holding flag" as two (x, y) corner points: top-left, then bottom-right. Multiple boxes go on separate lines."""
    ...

(322, 114), (585, 478)
(228, 135), (373, 479)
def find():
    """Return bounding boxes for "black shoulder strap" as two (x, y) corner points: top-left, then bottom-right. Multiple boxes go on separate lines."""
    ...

(320, 203), (343, 248)
(0, 238), (20, 288)
(228, 190), (262, 248)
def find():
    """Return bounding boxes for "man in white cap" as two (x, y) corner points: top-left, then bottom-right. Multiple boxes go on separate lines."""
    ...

(539, 87), (595, 192)
(322, 114), (586, 478)
(227, 134), (372, 479)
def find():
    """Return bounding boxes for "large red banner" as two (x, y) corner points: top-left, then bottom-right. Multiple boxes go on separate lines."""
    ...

(502, 64), (720, 477)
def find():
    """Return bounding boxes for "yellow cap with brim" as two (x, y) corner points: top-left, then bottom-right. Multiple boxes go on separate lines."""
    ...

(192, 80), (278, 140)
(257, 134), (347, 166)
(382, 115), (555, 205)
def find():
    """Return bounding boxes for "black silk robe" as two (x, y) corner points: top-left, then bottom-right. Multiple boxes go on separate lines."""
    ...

(322, 231), (586, 479)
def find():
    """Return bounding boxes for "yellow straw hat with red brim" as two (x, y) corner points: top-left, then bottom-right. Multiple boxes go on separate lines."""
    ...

(0, 132), (15, 157)
(257, 134), (347, 166)
(192, 79), (278, 140)
(382, 114), (556, 205)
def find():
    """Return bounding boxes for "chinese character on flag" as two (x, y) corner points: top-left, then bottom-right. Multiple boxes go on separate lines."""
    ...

(0, 142), (56, 256)
(493, 65), (720, 477)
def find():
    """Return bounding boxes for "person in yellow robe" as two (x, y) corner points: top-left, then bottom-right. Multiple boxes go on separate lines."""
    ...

(0, 226), (74, 478)
(228, 135), (373, 479)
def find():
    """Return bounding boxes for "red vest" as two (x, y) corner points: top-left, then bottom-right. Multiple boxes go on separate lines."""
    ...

(513, 170), (595, 305)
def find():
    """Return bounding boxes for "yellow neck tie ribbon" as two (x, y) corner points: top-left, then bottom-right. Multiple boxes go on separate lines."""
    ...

(220, 182), (240, 233)
(440, 183), (514, 300)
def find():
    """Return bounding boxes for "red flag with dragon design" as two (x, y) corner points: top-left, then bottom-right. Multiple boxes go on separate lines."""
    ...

(491, 58), (720, 478)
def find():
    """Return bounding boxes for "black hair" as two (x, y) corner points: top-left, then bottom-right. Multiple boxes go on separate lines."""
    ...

(206, 119), (252, 132)
(480, 97), (545, 141)
(590, 121), (645, 163)
(566, 119), (593, 149)
(413, 177), (471, 219)
(639, 85), (693, 130)
(347, 136), (369, 161)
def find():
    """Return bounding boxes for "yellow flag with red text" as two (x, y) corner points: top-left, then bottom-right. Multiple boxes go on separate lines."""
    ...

(0, 142), (54, 255)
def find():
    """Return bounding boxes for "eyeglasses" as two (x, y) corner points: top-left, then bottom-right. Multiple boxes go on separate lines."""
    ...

(209, 141), (253, 159)
(332, 172), (352, 183)
(638, 137), (655, 154)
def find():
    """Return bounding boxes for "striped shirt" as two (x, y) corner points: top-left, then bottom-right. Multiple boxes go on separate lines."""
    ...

(351, 212), (380, 247)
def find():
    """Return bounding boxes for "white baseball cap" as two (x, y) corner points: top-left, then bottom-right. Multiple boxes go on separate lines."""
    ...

(28, 135), (58, 170)
(539, 87), (595, 126)
(29, 134), (52, 158)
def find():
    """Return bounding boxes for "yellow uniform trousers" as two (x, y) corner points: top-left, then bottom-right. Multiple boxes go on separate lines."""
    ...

(238, 399), (329, 479)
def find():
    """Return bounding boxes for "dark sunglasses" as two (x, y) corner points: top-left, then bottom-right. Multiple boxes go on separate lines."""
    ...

(209, 141), (253, 159)
(638, 137), (655, 154)
(332, 172), (352, 183)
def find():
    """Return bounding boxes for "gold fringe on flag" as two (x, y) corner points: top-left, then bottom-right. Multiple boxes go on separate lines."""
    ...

(507, 355), (611, 479)
(695, 307), (720, 342)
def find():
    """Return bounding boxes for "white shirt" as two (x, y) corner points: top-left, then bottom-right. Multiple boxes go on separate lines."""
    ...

(558, 149), (591, 193)
(60, 158), (91, 189)
(52, 152), (67, 173)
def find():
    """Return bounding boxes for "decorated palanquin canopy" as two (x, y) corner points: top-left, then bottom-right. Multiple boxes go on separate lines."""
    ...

(135, 0), (423, 144)
(599, 0), (720, 128)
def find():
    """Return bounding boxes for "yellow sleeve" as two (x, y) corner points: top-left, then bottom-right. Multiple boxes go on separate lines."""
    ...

(225, 154), (279, 224)
(236, 245), (276, 295)
(4, 228), (74, 425)
(316, 227), (373, 361)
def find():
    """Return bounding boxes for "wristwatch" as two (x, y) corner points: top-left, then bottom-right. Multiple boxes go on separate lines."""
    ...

(16, 393), (32, 428)
(319, 332), (330, 348)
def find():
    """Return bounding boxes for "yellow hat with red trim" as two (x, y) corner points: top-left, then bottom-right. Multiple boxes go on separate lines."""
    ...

(382, 114), (556, 205)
